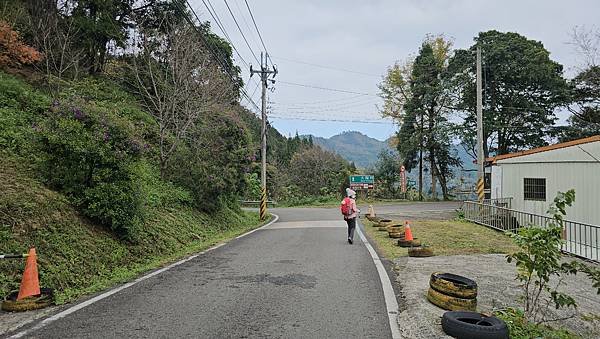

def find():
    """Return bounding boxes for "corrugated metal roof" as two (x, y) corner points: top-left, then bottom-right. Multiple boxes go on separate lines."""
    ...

(486, 135), (600, 164)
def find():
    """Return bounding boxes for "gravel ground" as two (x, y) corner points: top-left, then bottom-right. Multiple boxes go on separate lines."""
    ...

(393, 254), (600, 339)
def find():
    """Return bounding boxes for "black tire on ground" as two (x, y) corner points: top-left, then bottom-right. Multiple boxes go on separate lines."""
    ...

(430, 272), (477, 299)
(397, 239), (421, 247)
(441, 311), (509, 339)
(427, 288), (476, 311)
(408, 247), (434, 257)
(1, 288), (55, 312)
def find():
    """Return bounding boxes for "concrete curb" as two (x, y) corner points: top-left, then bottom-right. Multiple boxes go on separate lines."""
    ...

(357, 220), (401, 339)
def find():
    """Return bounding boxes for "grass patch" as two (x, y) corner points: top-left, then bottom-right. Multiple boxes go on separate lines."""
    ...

(361, 217), (519, 260)
(495, 308), (578, 339)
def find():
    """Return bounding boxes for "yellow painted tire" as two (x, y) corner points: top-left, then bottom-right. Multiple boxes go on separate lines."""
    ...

(430, 272), (477, 299)
(388, 232), (404, 239)
(1, 288), (54, 312)
(398, 239), (421, 247)
(378, 226), (388, 231)
(427, 287), (477, 311)
(408, 247), (434, 257)
(376, 219), (393, 227)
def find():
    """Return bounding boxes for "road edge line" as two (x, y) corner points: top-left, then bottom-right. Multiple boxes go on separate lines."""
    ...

(8, 214), (280, 339)
(357, 222), (401, 339)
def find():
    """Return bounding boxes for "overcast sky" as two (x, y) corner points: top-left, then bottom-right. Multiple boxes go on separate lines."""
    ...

(190, 0), (600, 140)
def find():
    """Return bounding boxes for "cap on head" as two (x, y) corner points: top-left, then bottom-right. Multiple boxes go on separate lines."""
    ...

(347, 189), (356, 198)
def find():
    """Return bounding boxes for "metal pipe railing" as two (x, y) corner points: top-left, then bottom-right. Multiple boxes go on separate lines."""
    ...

(462, 201), (599, 262)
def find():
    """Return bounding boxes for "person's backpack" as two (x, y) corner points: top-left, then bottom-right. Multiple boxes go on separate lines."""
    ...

(340, 197), (352, 217)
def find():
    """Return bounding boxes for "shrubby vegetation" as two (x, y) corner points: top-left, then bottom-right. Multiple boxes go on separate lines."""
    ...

(0, 0), (353, 300)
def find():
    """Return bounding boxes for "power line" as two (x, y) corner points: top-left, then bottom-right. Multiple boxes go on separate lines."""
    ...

(269, 115), (395, 125)
(244, 0), (273, 66)
(277, 80), (378, 96)
(199, 0), (250, 69)
(177, 0), (261, 112)
(223, 0), (260, 64)
(272, 55), (380, 77)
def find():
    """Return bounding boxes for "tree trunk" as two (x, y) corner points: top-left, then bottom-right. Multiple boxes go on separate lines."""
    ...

(430, 153), (437, 200)
(418, 114), (424, 201)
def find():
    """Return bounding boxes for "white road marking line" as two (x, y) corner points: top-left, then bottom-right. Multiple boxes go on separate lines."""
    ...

(357, 223), (401, 339)
(9, 214), (280, 339)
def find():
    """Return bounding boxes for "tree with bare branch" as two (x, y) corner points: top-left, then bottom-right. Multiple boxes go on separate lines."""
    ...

(130, 20), (233, 177)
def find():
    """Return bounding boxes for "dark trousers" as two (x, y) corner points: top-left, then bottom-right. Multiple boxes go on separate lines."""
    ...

(345, 217), (356, 240)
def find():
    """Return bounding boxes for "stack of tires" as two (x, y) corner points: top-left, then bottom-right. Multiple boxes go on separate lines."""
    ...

(427, 272), (477, 311)
(376, 219), (392, 231)
(386, 223), (404, 238)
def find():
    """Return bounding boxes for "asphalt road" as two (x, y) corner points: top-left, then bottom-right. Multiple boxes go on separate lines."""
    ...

(11, 208), (392, 338)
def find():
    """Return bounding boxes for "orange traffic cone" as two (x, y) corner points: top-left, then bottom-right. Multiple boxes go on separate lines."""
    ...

(404, 221), (414, 241)
(17, 248), (40, 300)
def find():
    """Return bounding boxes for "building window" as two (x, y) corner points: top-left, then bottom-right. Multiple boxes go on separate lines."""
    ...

(524, 178), (546, 201)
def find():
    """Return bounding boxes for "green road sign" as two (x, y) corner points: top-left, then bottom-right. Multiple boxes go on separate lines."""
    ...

(349, 175), (374, 189)
(350, 175), (374, 184)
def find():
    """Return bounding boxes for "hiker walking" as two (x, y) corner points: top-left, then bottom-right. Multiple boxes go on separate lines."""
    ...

(341, 188), (359, 244)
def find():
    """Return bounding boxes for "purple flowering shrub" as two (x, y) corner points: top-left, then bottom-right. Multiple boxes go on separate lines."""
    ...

(167, 111), (252, 212)
(36, 97), (147, 239)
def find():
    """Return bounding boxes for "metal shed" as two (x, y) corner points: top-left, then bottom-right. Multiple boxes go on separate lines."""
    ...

(487, 135), (600, 226)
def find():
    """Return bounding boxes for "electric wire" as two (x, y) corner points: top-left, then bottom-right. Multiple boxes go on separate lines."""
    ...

(176, 0), (261, 112)
(272, 55), (380, 77)
(277, 80), (377, 96)
(223, 0), (260, 64)
(199, 0), (250, 69)
(244, 0), (274, 66)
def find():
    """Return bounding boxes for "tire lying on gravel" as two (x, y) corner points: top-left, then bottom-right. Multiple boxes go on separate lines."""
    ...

(427, 288), (476, 311)
(1, 288), (55, 312)
(430, 272), (477, 299)
(397, 239), (421, 247)
(408, 246), (433, 257)
(442, 311), (509, 339)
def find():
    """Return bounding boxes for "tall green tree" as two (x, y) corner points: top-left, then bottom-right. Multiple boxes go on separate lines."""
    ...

(380, 36), (459, 200)
(560, 66), (600, 141)
(447, 30), (569, 157)
(70, 0), (134, 74)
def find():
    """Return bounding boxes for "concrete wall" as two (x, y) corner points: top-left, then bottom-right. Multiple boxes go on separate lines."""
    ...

(494, 141), (600, 225)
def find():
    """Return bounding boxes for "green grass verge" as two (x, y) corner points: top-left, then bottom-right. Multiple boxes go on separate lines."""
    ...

(0, 157), (266, 304)
(361, 217), (519, 260)
(495, 308), (578, 339)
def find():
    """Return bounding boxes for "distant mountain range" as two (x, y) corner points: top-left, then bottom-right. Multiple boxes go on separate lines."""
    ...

(306, 130), (476, 172)
(307, 131), (392, 168)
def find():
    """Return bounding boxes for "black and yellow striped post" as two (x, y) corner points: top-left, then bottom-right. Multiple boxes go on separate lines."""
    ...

(476, 177), (485, 202)
(260, 187), (267, 221)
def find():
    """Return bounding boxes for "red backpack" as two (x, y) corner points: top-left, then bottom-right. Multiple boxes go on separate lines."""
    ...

(340, 197), (352, 216)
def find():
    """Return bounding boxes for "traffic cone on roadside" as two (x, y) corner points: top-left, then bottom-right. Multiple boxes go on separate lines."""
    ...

(404, 221), (414, 241)
(17, 248), (41, 300)
(368, 205), (375, 218)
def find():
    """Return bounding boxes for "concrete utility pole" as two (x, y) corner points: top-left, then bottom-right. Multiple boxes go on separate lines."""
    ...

(476, 45), (485, 202)
(250, 52), (277, 220)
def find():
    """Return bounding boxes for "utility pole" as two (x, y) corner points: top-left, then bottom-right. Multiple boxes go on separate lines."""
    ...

(476, 45), (485, 202)
(250, 52), (277, 220)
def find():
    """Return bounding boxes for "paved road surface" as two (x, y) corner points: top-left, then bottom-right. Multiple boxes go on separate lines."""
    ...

(366, 201), (461, 221)
(9, 208), (392, 339)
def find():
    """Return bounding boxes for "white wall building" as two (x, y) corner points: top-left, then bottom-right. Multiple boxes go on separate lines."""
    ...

(487, 135), (600, 226)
